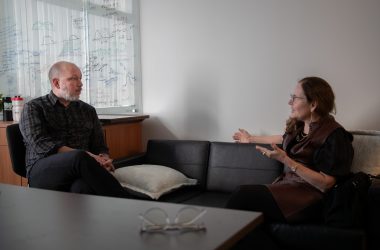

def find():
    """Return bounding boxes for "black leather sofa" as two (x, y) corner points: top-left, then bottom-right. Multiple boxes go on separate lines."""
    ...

(115, 140), (379, 250)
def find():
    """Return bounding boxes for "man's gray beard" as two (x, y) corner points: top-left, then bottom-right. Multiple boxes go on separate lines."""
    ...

(62, 90), (80, 102)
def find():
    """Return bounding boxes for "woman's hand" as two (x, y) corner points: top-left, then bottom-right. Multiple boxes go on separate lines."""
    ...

(257, 144), (336, 192)
(232, 128), (251, 143)
(256, 144), (287, 164)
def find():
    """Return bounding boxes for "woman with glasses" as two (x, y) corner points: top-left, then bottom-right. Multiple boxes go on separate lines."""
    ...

(228, 76), (353, 225)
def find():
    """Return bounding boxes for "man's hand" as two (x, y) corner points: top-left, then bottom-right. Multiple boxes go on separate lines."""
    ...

(87, 152), (115, 172)
(98, 153), (115, 172)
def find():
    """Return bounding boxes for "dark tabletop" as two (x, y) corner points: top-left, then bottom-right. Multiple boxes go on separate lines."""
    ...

(0, 183), (263, 250)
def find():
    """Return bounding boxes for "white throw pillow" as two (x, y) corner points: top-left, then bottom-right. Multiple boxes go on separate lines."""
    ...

(112, 164), (197, 200)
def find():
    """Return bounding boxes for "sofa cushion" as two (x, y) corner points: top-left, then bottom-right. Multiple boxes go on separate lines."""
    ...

(157, 185), (204, 203)
(268, 223), (366, 250)
(113, 164), (197, 200)
(182, 191), (232, 208)
(144, 140), (210, 188)
(367, 179), (380, 250)
(206, 142), (284, 192)
(350, 130), (380, 176)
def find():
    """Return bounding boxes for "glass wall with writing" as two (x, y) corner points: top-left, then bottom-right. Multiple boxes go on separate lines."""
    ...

(0, 0), (141, 114)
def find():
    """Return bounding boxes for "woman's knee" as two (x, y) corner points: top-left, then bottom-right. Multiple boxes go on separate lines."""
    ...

(226, 185), (270, 210)
(226, 185), (251, 209)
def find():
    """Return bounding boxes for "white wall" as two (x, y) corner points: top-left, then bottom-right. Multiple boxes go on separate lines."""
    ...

(140, 0), (380, 143)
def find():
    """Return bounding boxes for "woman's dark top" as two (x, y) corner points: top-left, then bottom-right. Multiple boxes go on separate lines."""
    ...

(267, 116), (354, 222)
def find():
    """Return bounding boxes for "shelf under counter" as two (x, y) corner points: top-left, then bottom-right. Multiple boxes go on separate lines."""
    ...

(99, 114), (149, 159)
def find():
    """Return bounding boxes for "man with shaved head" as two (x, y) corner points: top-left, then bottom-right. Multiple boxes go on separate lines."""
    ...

(19, 61), (130, 198)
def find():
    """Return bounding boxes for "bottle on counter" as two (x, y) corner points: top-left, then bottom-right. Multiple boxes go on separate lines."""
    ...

(0, 95), (3, 117)
(3, 96), (13, 121)
(12, 96), (24, 122)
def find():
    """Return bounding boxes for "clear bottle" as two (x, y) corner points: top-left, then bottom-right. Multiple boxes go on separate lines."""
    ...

(11, 96), (24, 122)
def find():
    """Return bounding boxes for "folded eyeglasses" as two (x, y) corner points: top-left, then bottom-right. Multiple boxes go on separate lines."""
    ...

(139, 206), (207, 233)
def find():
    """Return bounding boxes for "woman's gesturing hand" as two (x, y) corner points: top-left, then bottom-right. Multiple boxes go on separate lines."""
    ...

(256, 144), (288, 164)
(232, 128), (251, 143)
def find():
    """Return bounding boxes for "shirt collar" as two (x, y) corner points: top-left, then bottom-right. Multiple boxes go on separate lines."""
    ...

(48, 91), (59, 105)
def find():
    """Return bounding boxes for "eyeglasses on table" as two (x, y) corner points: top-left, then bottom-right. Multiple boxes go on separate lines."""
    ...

(139, 206), (207, 233)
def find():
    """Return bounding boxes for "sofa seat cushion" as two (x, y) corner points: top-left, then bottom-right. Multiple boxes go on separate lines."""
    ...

(367, 179), (380, 250)
(182, 191), (232, 208)
(268, 223), (366, 250)
(113, 164), (197, 200)
(157, 185), (204, 203)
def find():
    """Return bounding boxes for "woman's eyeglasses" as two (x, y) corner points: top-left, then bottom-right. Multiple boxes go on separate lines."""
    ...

(289, 94), (306, 102)
(139, 206), (207, 233)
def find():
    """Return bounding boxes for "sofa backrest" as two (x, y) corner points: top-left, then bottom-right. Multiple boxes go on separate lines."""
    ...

(350, 130), (380, 176)
(207, 142), (284, 192)
(145, 140), (210, 188)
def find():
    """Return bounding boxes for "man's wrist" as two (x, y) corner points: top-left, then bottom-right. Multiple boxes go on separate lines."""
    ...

(99, 153), (110, 159)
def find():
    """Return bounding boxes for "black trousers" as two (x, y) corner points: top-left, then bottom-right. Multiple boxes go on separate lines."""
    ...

(226, 184), (285, 223)
(226, 185), (284, 250)
(28, 150), (130, 198)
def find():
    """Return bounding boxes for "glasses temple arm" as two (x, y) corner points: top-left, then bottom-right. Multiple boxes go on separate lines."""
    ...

(182, 209), (207, 225)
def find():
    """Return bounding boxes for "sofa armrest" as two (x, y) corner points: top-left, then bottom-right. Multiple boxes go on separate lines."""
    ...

(113, 153), (146, 169)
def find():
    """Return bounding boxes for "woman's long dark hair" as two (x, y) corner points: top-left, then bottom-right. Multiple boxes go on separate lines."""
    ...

(285, 76), (336, 133)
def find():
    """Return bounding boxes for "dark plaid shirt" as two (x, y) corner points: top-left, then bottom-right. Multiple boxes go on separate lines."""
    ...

(19, 91), (108, 174)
